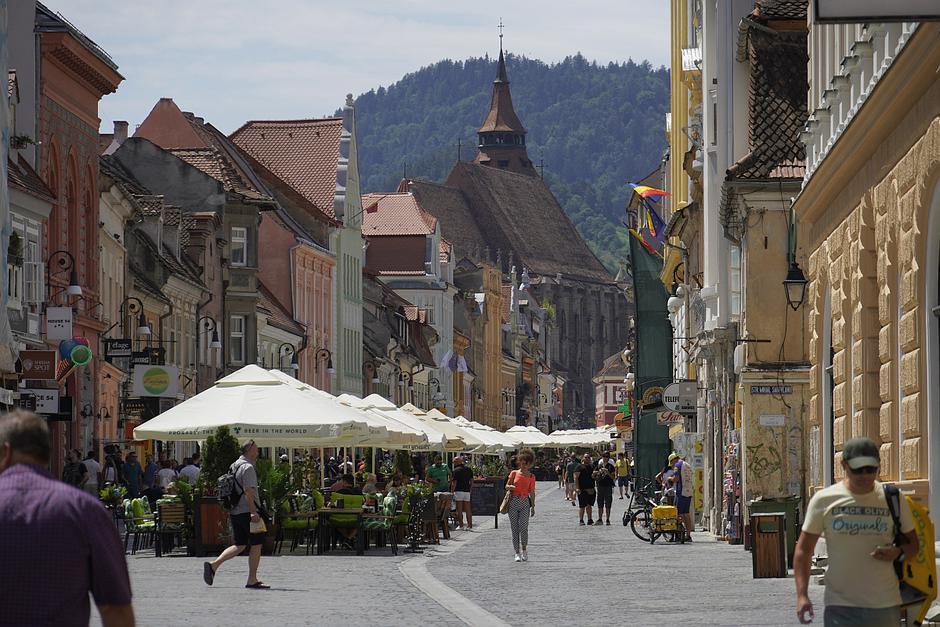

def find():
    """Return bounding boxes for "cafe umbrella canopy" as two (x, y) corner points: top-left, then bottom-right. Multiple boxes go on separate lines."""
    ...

(337, 393), (448, 452)
(266, 370), (428, 449)
(133, 365), (373, 446)
(400, 404), (488, 453)
(504, 425), (555, 449)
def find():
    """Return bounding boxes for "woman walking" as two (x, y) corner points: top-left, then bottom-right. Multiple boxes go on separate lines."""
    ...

(505, 447), (536, 562)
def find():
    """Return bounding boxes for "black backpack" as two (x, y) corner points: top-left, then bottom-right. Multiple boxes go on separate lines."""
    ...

(216, 461), (244, 511)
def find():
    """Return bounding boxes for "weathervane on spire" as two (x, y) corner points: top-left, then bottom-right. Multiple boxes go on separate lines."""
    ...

(498, 17), (504, 53)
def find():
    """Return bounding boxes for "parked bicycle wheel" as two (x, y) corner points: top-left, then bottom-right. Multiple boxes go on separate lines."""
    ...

(630, 509), (652, 542)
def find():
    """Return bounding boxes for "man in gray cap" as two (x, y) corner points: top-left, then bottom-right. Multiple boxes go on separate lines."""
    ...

(794, 437), (919, 625)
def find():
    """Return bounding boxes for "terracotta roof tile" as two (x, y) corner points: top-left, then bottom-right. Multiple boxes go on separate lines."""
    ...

(8, 156), (55, 202)
(230, 118), (343, 218)
(439, 239), (452, 263)
(361, 192), (436, 236)
(257, 282), (305, 336)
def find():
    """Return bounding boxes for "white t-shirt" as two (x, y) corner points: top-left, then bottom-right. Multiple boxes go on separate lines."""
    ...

(83, 459), (101, 485)
(802, 480), (914, 608)
(179, 464), (200, 484)
(157, 468), (178, 489)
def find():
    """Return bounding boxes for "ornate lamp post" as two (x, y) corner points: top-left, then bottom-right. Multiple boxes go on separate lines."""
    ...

(278, 343), (298, 373)
(45, 250), (82, 305)
(314, 348), (335, 374)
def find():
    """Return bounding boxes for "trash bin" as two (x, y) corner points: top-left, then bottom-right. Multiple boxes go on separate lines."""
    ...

(751, 513), (787, 578)
(747, 496), (800, 568)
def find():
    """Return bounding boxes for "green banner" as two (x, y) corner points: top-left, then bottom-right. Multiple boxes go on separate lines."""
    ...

(628, 233), (673, 482)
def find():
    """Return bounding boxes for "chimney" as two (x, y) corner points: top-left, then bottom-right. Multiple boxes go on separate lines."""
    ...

(113, 120), (128, 144)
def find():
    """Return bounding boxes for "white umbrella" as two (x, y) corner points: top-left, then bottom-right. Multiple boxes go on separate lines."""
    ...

(267, 371), (427, 448)
(450, 416), (517, 454)
(339, 394), (447, 452)
(396, 403), (471, 453)
(133, 364), (371, 445)
(505, 425), (554, 449)
(420, 408), (488, 452)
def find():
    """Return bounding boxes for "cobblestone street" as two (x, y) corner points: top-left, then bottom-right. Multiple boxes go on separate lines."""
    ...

(98, 483), (821, 626)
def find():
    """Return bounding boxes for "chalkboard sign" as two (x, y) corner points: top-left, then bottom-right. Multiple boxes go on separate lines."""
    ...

(471, 477), (505, 528)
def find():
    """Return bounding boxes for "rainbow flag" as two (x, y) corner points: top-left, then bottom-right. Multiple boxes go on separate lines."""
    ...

(628, 183), (670, 199)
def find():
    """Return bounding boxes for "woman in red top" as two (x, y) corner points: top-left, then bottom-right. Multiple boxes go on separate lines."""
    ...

(505, 447), (536, 562)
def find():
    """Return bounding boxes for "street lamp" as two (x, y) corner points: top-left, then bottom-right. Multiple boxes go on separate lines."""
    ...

(783, 261), (808, 310)
(278, 343), (298, 373)
(122, 297), (151, 337)
(364, 360), (380, 384)
(315, 348), (335, 374)
(198, 316), (221, 349)
(45, 250), (82, 304)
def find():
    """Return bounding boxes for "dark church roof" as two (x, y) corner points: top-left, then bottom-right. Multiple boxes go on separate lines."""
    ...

(409, 161), (613, 284)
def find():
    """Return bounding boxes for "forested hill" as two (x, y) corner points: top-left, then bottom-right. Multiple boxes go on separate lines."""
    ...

(351, 53), (670, 271)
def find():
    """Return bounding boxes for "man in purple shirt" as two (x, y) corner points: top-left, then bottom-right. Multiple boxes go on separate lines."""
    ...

(0, 410), (135, 626)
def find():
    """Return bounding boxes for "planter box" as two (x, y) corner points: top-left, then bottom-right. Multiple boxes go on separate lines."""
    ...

(193, 496), (230, 557)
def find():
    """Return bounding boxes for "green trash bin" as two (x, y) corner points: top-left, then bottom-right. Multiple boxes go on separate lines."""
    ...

(747, 496), (800, 568)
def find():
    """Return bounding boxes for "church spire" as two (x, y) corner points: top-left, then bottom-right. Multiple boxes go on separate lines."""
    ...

(474, 21), (536, 176)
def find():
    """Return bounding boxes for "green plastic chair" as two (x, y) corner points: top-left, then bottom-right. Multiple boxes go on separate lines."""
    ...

(123, 498), (155, 554)
(328, 494), (364, 527)
(279, 491), (323, 554)
(363, 494), (398, 555)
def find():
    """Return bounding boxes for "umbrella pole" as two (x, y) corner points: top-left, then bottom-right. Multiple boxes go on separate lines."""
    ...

(320, 447), (325, 489)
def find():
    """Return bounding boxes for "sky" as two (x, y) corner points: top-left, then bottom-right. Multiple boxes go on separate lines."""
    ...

(47, 1), (670, 134)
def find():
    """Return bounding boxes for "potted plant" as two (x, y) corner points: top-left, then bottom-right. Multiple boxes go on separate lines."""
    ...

(193, 426), (240, 556)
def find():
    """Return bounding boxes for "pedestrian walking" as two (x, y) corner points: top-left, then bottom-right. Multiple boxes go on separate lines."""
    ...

(203, 440), (270, 589)
(794, 437), (919, 626)
(179, 453), (200, 485)
(594, 451), (616, 525)
(0, 410), (135, 626)
(505, 447), (536, 562)
(574, 453), (596, 525)
(155, 459), (177, 491)
(83, 450), (103, 497)
(452, 456), (474, 530)
(63, 447), (88, 489)
(565, 453), (579, 504)
(143, 453), (159, 489)
(670, 453), (694, 540)
(122, 452), (144, 499)
(615, 452), (630, 499)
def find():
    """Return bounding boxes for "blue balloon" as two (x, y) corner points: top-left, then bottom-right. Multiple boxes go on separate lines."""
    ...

(58, 339), (78, 359)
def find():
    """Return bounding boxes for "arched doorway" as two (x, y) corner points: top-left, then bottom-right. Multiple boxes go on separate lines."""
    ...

(925, 177), (940, 528)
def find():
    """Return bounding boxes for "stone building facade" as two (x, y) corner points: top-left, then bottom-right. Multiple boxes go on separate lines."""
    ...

(795, 21), (940, 516)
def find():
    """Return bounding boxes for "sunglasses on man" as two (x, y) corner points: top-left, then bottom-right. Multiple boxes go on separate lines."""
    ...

(848, 465), (878, 475)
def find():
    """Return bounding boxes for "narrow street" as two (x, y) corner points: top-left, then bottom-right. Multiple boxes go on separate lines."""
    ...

(100, 483), (821, 626)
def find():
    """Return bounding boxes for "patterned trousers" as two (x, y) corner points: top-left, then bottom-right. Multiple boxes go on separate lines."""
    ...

(508, 495), (531, 553)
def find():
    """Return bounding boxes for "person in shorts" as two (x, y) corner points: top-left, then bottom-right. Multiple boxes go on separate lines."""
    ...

(565, 453), (579, 504)
(452, 456), (474, 530)
(204, 440), (269, 589)
(594, 451), (616, 525)
(615, 452), (630, 499)
(574, 453), (596, 525)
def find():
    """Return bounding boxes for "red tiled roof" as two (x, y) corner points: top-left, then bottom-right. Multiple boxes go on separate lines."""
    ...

(230, 118), (343, 218)
(8, 156), (55, 202)
(439, 239), (452, 263)
(479, 50), (526, 135)
(361, 192), (436, 236)
(257, 281), (305, 336)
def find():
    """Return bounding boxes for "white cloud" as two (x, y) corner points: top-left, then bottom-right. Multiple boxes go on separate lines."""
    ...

(48, 0), (670, 133)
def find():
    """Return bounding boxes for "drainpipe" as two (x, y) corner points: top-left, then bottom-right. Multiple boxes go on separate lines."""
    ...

(158, 302), (174, 363)
(195, 293), (213, 390)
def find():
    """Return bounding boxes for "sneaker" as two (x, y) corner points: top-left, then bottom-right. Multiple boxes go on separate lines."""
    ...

(514, 554), (522, 562)
(588, 519), (594, 525)
(606, 520), (611, 526)
(579, 520), (585, 526)
(521, 550), (528, 561)
(619, 496), (624, 499)
(571, 500), (576, 507)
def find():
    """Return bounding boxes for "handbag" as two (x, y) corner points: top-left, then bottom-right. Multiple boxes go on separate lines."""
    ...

(499, 471), (516, 514)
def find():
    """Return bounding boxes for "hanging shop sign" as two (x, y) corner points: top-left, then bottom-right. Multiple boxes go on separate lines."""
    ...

(45, 307), (73, 341)
(104, 339), (132, 359)
(23, 388), (59, 414)
(662, 380), (697, 414)
(642, 386), (664, 409)
(813, 0), (940, 23)
(17, 392), (36, 411)
(132, 364), (179, 398)
(20, 350), (56, 379)
(656, 410), (685, 425)
(750, 384), (792, 395)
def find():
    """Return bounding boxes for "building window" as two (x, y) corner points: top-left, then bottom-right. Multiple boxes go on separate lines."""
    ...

(230, 315), (245, 364)
(729, 245), (742, 318)
(231, 226), (247, 267)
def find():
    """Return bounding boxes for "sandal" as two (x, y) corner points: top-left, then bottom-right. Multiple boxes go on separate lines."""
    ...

(245, 581), (271, 589)
(203, 562), (215, 586)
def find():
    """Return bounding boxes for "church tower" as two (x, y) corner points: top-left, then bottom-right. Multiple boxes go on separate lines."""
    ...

(474, 34), (537, 177)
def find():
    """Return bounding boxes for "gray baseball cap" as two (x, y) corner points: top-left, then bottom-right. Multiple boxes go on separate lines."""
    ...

(843, 437), (880, 469)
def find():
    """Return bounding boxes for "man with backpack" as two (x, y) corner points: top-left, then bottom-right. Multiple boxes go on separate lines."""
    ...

(203, 440), (269, 589)
(794, 437), (919, 625)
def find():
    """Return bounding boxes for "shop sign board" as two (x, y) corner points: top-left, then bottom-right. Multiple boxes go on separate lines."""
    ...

(642, 386), (664, 409)
(45, 307), (73, 341)
(20, 350), (56, 379)
(23, 388), (59, 414)
(814, 0), (940, 23)
(750, 384), (792, 395)
(663, 380), (697, 414)
(656, 410), (685, 425)
(132, 365), (179, 398)
(104, 339), (132, 359)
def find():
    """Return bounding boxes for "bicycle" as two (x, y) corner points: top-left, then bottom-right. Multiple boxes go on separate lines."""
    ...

(625, 478), (659, 542)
